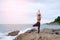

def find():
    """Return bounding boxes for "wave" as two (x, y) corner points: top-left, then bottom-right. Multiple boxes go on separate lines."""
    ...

(0, 27), (34, 40)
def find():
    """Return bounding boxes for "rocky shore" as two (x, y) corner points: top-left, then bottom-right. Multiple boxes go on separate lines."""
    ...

(8, 30), (20, 36)
(9, 28), (59, 40)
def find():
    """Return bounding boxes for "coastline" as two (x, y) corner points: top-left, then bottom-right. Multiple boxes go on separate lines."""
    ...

(0, 24), (60, 40)
(0, 28), (60, 40)
(14, 28), (60, 40)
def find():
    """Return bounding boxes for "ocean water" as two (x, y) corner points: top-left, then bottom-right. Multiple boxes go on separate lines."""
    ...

(0, 24), (60, 40)
(0, 24), (60, 33)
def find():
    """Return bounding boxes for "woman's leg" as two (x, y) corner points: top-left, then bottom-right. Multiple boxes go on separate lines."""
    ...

(38, 22), (40, 33)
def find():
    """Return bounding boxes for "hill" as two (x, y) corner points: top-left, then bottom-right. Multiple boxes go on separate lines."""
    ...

(54, 16), (60, 24)
(46, 16), (60, 24)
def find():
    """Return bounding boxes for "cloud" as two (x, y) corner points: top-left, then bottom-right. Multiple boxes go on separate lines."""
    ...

(0, 0), (44, 24)
(0, 0), (60, 24)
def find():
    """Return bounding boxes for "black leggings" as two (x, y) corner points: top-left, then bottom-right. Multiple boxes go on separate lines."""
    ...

(38, 23), (40, 33)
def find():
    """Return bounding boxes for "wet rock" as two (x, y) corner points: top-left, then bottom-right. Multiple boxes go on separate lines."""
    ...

(15, 29), (39, 40)
(8, 30), (19, 36)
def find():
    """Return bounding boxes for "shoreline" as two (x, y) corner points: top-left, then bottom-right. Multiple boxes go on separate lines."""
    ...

(1, 28), (60, 40)
(14, 28), (60, 40)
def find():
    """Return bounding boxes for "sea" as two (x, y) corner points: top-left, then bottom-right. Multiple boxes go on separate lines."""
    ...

(0, 24), (60, 40)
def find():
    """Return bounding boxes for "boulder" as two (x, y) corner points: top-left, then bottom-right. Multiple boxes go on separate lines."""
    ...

(15, 29), (40, 40)
(8, 30), (20, 36)
(14, 28), (60, 40)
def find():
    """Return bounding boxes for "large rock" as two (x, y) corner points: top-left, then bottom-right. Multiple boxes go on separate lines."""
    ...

(15, 29), (40, 40)
(14, 28), (60, 40)
(8, 30), (20, 36)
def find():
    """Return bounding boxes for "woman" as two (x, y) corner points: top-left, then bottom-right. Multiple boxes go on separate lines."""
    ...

(33, 10), (41, 33)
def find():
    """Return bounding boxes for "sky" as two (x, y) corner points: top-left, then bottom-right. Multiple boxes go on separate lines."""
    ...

(0, 0), (60, 24)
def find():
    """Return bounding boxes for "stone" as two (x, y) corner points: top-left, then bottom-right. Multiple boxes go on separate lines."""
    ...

(8, 30), (19, 36)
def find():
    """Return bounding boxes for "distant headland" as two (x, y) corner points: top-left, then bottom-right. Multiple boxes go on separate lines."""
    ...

(46, 16), (60, 25)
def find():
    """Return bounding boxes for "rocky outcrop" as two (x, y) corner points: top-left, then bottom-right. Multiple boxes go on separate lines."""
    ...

(40, 33), (60, 40)
(41, 28), (60, 34)
(15, 29), (39, 40)
(8, 30), (19, 36)
(15, 28), (60, 40)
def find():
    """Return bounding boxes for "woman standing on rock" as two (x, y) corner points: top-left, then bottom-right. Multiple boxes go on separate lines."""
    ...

(33, 10), (41, 33)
